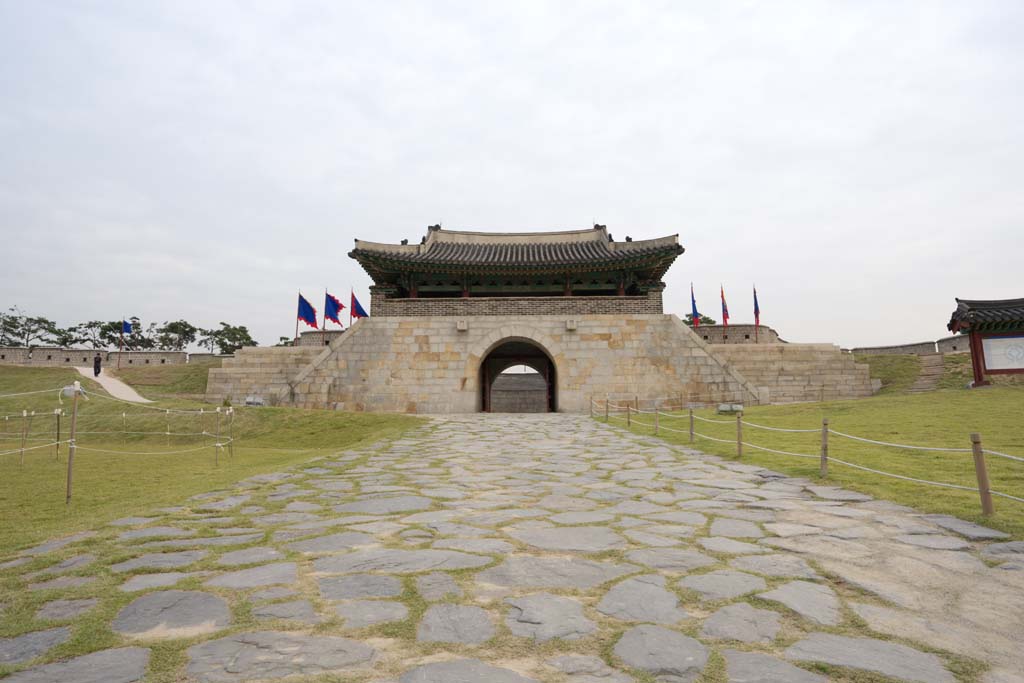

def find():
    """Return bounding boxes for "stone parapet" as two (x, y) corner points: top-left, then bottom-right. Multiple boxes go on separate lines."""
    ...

(694, 324), (781, 344)
(372, 290), (664, 317)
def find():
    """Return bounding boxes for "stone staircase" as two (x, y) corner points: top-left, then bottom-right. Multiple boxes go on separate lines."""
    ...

(909, 353), (945, 393)
(707, 343), (875, 403)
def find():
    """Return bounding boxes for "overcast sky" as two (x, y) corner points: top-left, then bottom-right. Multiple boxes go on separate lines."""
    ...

(1, 1), (1021, 348)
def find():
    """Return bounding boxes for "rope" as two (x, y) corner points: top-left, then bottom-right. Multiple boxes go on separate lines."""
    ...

(693, 414), (734, 424)
(630, 418), (654, 427)
(983, 449), (1024, 464)
(74, 438), (233, 456)
(86, 391), (228, 415)
(73, 430), (209, 437)
(0, 440), (69, 457)
(828, 429), (972, 453)
(0, 387), (66, 399)
(693, 430), (735, 444)
(742, 420), (819, 433)
(990, 490), (1024, 503)
(827, 456), (978, 491)
(741, 441), (819, 459)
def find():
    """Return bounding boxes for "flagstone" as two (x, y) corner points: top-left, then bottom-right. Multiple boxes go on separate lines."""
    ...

(597, 574), (687, 624)
(0, 627), (71, 664)
(120, 572), (209, 592)
(784, 633), (953, 683)
(204, 562), (297, 588)
(252, 599), (322, 624)
(314, 548), (490, 573)
(287, 531), (376, 553)
(506, 526), (626, 552)
(701, 602), (780, 643)
(113, 590), (230, 640)
(722, 649), (827, 683)
(678, 569), (766, 601)
(505, 593), (596, 641)
(216, 546), (283, 566)
(335, 495), (434, 514)
(335, 599), (408, 628)
(477, 556), (637, 590)
(418, 604), (495, 644)
(398, 659), (538, 683)
(111, 550), (206, 572)
(730, 554), (819, 579)
(625, 548), (717, 572)
(319, 574), (403, 600)
(613, 625), (708, 682)
(3, 647), (150, 683)
(35, 598), (99, 620)
(186, 632), (375, 682)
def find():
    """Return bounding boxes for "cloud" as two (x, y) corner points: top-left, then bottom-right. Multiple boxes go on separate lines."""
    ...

(1, 0), (1021, 347)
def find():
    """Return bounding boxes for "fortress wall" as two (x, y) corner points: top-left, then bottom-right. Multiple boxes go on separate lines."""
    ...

(370, 290), (664, 317)
(206, 314), (762, 413)
(708, 343), (874, 404)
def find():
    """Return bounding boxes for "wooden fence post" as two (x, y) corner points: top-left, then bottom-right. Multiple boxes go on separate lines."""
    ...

(65, 382), (80, 505)
(736, 413), (743, 458)
(605, 395), (609, 422)
(688, 408), (694, 443)
(654, 403), (660, 435)
(54, 409), (61, 460)
(214, 407), (222, 465)
(589, 395), (593, 418)
(19, 410), (28, 465)
(971, 433), (995, 516)
(626, 404), (631, 427)
(227, 408), (235, 459)
(634, 395), (639, 411)
(820, 418), (829, 478)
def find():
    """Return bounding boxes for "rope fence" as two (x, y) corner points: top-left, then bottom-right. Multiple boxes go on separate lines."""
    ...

(591, 396), (1024, 517)
(0, 380), (241, 504)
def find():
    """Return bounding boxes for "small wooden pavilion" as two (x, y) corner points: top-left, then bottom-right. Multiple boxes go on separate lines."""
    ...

(947, 298), (1024, 386)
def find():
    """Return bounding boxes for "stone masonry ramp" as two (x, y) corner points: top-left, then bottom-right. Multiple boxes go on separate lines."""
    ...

(1, 415), (1021, 682)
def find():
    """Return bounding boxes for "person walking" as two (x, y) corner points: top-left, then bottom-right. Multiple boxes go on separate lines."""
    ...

(93, 352), (102, 377)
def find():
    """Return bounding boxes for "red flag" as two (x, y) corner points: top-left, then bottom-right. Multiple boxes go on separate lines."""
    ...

(720, 285), (730, 327)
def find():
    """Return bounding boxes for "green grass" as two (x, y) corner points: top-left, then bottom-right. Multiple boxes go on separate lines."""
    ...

(113, 358), (221, 398)
(604, 387), (1024, 539)
(853, 354), (921, 394)
(0, 366), (422, 553)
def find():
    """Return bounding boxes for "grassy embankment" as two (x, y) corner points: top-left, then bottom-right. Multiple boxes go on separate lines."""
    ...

(113, 356), (221, 398)
(606, 386), (1024, 539)
(0, 366), (422, 553)
(853, 353), (921, 394)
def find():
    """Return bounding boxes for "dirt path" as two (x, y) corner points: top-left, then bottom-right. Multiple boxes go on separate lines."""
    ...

(74, 367), (153, 403)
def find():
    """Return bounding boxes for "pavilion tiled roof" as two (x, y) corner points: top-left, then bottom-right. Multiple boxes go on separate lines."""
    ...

(350, 226), (684, 279)
(948, 298), (1024, 333)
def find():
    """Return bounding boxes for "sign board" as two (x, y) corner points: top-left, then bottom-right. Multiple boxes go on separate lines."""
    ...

(981, 334), (1024, 372)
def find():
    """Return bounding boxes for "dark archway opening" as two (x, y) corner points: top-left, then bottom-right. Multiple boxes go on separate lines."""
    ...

(480, 339), (556, 412)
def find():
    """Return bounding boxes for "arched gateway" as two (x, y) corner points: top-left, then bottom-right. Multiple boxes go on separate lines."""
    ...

(479, 338), (556, 412)
(208, 224), (780, 412)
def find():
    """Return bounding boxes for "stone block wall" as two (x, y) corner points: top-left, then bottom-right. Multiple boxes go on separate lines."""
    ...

(297, 330), (346, 347)
(207, 347), (325, 406)
(489, 373), (547, 413)
(708, 343), (874, 403)
(369, 289), (664, 317)
(0, 347), (188, 367)
(936, 336), (970, 354)
(695, 324), (781, 344)
(850, 341), (938, 356)
(206, 314), (761, 413)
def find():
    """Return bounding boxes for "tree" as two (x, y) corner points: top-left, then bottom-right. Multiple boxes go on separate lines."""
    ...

(51, 325), (87, 348)
(210, 322), (257, 354)
(0, 307), (23, 346)
(156, 320), (198, 351)
(683, 313), (718, 327)
(274, 336), (295, 347)
(15, 315), (58, 348)
(197, 328), (219, 353)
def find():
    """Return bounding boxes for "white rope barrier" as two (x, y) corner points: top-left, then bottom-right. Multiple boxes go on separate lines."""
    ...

(741, 441), (819, 460)
(630, 418), (655, 428)
(0, 387), (66, 399)
(75, 438), (233, 456)
(86, 391), (225, 415)
(828, 429), (972, 453)
(990, 490), (1024, 503)
(692, 430), (735, 444)
(0, 440), (69, 457)
(983, 449), (1024, 464)
(741, 420), (819, 433)
(827, 456), (979, 492)
(693, 414), (733, 424)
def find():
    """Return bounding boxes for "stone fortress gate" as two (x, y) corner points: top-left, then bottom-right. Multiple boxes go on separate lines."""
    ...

(207, 225), (872, 412)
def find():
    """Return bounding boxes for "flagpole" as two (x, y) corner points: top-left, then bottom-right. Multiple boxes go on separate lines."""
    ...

(322, 289), (327, 331)
(754, 285), (759, 343)
(118, 316), (123, 369)
(349, 288), (353, 327)
(295, 292), (300, 344)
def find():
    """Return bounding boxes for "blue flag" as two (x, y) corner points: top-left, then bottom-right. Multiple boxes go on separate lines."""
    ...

(121, 320), (132, 335)
(753, 285), (760, 327)
(350, 292), (369, 319)
(324, 292), (345, 325)
(297, 294), (318, 329)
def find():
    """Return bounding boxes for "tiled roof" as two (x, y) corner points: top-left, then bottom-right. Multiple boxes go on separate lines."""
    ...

(948, 298), (1024, 332)
(350, 226), (683, 276)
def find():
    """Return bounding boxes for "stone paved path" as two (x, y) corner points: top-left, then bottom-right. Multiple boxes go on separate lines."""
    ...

(74, 367), (153, 403)
(2, 414), (1023, 682)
